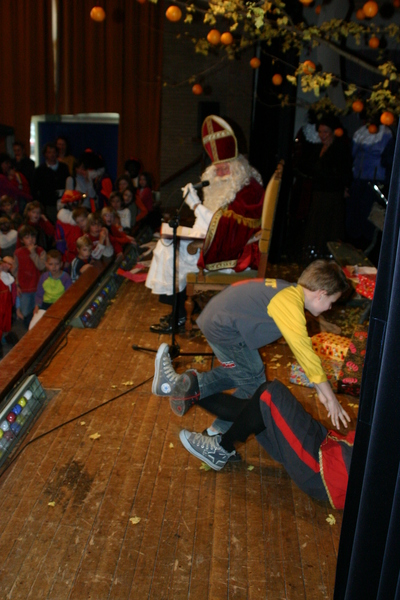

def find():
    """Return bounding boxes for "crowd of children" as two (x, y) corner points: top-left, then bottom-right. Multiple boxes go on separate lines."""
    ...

(0, 144), (157, 358)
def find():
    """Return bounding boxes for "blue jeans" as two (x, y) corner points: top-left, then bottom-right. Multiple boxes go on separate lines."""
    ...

(19, 292), (35, 318)
(197, 340), (266, 433)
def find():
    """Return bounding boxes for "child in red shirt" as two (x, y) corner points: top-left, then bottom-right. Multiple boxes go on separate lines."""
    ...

(13, 225), (46, 326)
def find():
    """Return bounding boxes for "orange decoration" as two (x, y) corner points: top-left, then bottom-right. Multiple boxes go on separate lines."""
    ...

(303, 60), (316, 74)
(207, 29), (221, 45)
(299, 0), (313, 5)
(272, 74), (283, 86)
(90, 6), (106, 21)
(380, 111), (395, 126)
(368, 36), (380, 48)
(220, 32), (233, 45)
(315, 5), (321, 14)
(363, 1), (379, 17)
(136, 0), (146, 4)
(356, 8), (366, 19)
(250, 57), (261, 69)
(334, 128), (344, 137)
(394, 0), (400, 7)
(192, 84), (203, 96)
(368, 124), (378, 134)
(165, 5), (182, 21)
(352, 100), (364, 113)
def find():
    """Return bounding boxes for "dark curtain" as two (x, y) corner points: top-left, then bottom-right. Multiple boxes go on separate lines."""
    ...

(334, 123), (400, 599)
(57, 0), (164, 185)
(0, 0), (55, 148)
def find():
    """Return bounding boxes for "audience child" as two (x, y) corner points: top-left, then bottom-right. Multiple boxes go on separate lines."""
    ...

(72, 207), (89, 232)
(22, 201), (55, 251)
(122, 188), (139, 228)
(56, 190), (85, 267)
(71, 236), (94, 282)
(0, 153), (32, 210)
(137, 172), (154, 213)
(0, 257), (18, 358)
(115, 174), (133, 195)
(100, 206), (134, 252)
(0, 195), (18, 217)
(13, 225), (46, 325)
(0, 217), (18, 257)
(109, 191), (131, 230)
(85, 213), (114, 260)
(34, 249), (72, 313)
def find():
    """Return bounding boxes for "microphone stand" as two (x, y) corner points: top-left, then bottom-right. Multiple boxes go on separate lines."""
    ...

(132, 187), (213, 360)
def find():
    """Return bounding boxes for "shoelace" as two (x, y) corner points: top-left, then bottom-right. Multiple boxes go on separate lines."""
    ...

(162, 353), (179, 384)
(194, 433), (221, 451)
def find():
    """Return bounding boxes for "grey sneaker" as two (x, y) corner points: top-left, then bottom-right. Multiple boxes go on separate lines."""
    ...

(169, 371), (200, 416)
(152, 343), (179, 396)
(179, 430), (236, 471)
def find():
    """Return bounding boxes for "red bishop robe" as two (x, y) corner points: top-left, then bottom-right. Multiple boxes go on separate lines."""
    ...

(197, 178), (264, 272)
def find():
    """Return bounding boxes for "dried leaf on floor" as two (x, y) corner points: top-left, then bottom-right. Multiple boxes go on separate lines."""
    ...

(326, 514), (336, 526)
(169, 442), (174, 448)
(89, 432), (101, 440)
(247, 465), (255, 471)
(48, 501), (56, 507)
(80, 421), (86, 426)
(200, 463), (211, 471)
(130, 516), (141, 525)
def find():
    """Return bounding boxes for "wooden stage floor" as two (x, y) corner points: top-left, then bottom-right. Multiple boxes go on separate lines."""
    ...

(0, 273), (359, 599)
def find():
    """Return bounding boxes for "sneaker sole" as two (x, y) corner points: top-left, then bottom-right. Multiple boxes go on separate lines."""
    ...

(169, 397), (196, 417)
(152, 343), (171, 396)
(179, 430), (224, 471)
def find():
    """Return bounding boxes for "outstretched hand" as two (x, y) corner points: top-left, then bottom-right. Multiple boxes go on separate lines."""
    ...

(315, 381), (351, 429)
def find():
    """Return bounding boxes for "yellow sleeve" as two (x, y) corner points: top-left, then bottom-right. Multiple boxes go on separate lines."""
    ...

(267, 285), (327, 384)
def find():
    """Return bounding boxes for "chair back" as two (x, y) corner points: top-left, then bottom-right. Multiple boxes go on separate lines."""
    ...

(257, 160), (284, 276)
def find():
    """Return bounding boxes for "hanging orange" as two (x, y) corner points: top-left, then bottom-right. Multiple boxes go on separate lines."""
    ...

(207, 29), (221, 45)
(368, 124), (378, 133)
(356, 8), (366, 19)
(303, 60), (316, 74)
(192, 84), (203, 96)
(352, 100), (364, 113)
(315, 5), (321, 14)
(90, 6), (106, 21)
(272, 74), (283, 86)
(220, 32), (233, 45)
(136, 0), (146, 4)
(250, 57), (261, 69)
(334, 128), (344, 137)
(368, 36), (380, 48)
(394, 0), (400, 7)
(363, 1), (379, 17)
(380, 111), (395, 125)
(299, 0), (313, 5)
(165, 6), (182, 21)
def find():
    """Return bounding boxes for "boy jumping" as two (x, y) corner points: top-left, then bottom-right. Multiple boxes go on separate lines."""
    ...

(153, 260), (351, 431)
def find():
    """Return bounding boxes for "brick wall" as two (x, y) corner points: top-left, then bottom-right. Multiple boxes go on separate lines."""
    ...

(159, 18), (255, 207)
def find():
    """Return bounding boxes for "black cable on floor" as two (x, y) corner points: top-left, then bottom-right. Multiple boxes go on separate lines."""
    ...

(0, 375), (153, 479)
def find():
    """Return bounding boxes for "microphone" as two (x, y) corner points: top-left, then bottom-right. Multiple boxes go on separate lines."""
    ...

(192, 181), (210, 190)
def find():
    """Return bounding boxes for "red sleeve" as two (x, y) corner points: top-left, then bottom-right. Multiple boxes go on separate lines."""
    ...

(135, 193), (149, 222)
(101, 178), (113, 201)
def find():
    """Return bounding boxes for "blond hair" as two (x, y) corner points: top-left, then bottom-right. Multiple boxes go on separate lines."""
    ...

(76, 235), (93, 250)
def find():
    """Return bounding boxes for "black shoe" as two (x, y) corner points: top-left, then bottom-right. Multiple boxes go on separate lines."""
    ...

(150, 317), (186, 334)
(4, 332), (19, 346)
